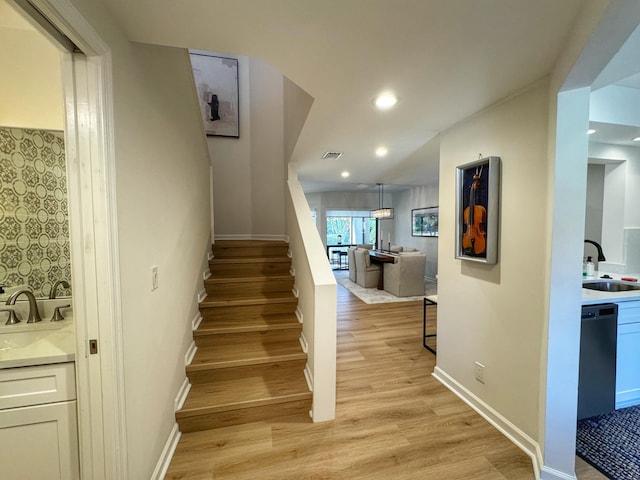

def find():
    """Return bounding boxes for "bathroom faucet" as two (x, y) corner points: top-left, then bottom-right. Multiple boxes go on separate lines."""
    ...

(6, 290), (42, 323)
(49, 280), (71, 299)
(584, 239), (606, 262)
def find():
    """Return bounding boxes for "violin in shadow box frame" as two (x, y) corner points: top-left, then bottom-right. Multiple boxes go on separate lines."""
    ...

(455, 156), (500, 264)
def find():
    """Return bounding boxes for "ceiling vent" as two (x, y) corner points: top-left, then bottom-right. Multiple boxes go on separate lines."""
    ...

(322, 151), (343, 160)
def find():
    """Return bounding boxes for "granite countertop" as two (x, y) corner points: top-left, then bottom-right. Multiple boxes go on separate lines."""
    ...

(0, 317), (75, 369)
(581, 271), (640, 305)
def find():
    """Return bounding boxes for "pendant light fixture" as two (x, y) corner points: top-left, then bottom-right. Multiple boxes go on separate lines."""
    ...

(371, 183), (394, 219)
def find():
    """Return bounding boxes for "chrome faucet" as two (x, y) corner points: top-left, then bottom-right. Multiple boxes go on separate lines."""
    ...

(49, 280), (71, 299)
(584, 239), (606, 262)
(6, 290), (42, 323)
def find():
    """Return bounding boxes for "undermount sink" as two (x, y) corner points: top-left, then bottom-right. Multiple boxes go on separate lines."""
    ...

(582, 280), (640, 292)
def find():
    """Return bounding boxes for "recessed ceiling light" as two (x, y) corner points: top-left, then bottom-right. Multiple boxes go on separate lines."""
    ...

(587, 129), (596, 135)
(375, 146), (388, 157)
(633, 136), (640, 142)
(373, 92), (398, 110)
(341, 171), (350, 178)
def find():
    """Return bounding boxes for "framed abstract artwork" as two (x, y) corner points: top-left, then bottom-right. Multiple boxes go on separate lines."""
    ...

(190, 52), (239, 137)
(455, 156), (501, 264)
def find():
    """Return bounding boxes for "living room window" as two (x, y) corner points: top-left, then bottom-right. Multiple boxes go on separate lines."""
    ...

(326, 210), (376, 245)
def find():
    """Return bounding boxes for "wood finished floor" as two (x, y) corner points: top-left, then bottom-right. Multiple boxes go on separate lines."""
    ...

(167, 282), (600, 479)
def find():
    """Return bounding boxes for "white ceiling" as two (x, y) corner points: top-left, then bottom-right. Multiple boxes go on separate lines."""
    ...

(95, 0), (590, 192)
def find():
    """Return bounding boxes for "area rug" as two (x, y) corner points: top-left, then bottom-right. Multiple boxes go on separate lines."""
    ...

(576, 405), (640, 480)
(333, 270), (435, 304)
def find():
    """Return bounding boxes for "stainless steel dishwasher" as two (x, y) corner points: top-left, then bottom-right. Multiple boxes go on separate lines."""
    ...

(577, 303), (618, 420)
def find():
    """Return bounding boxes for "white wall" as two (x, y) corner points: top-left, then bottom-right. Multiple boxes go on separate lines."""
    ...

(209, 56), (288, 239)
(0, 25), (63, 129)
(437, 79), (550, 444)
(391, 182), (439, 281)
(66, 1), (212, 477)
(585, 163), (605, 245)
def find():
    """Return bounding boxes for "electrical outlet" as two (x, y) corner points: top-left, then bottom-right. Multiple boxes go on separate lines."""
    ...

(474, 361), (485, 384)
(151, 265), (158, 291)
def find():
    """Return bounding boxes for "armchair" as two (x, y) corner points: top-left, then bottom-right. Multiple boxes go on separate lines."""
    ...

(353, 248), (381, 288)
(383, 253), (427, 297)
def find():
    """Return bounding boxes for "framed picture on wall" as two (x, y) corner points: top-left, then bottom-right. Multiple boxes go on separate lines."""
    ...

(412, 207), (439, 237)
(190, 52), (240, 137)
(455, 156), (501, 264)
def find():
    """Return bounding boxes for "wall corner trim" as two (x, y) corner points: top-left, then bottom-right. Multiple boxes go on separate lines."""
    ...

(432, 366), (542, 479)
(150, 423), (181, 480)
(185, 341), (197, 366)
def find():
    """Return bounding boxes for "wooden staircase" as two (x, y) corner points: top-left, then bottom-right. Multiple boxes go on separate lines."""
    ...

(175, 240), (312, 433)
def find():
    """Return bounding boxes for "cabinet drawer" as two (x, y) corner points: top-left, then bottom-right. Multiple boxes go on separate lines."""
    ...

(0, 363), (76, 410)
(617, 301), (640, 325)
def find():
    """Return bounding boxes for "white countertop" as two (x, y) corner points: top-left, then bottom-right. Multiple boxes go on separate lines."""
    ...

(0, 317), (75, 369)
(581, 271), (640, 305)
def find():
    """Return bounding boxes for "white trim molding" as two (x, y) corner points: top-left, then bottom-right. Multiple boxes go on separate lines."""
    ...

(197, 289), (207, 304)
(295, 306), (303, 323)
(433, 366), (543, 479)
(299, 331), (309, 353)
(192, 312), (203, 331)
(150, 423), (181, 480)
(174, 378), (191, 412)
(185, 341), (197, 366)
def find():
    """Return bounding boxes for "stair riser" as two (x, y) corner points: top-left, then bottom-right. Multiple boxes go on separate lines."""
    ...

(212, 245), (289, 258)
(187, 359), (307, 385)
(209, 262), (291, 277)
(194, 330), (301, 348)
(200, 303), (297, 320)
(205, 278), (294, 296)
(177, 399), (311, 433)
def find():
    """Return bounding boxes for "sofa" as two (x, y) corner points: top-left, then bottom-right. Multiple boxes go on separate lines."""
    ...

(383, 250), (427, 297)
(353, 247), (381, 288)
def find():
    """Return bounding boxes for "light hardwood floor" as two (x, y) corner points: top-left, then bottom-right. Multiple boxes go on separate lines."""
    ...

(166, 281), (602, 479)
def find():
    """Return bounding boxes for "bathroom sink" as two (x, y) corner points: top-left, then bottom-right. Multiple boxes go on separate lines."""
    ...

(582, 280), (640, 292)
(0, 331), (48, 351)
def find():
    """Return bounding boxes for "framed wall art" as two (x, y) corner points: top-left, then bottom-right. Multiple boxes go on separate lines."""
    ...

(455, 156), (501, 264)
(190, 52), (239, 137)
(412, 207), (439, 237)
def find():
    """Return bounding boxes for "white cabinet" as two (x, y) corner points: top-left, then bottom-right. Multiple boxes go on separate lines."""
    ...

(616, 301), (640, 409)
(0, 363), (79, 480)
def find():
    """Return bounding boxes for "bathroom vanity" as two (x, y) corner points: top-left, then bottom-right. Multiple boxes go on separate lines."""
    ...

(0, 315), (79, 480)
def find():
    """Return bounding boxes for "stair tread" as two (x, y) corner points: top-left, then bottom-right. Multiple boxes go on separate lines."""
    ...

(206, 274), (292, 283)
(188, 342), (306, 371)
(200, 293), (296, 307)
(210, 256), (290, 263)
(196, 313), (300, 334)
(213, 240), (288, 247)
(177, 368), (310, 417)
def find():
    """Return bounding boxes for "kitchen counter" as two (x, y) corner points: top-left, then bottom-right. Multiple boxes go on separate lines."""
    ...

(0, 317), (75, 369)
(582, 272), (640, 305)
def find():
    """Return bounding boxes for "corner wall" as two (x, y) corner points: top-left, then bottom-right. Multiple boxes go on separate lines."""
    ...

(436, 79), (550, 448)
(208, 56), (288, 239)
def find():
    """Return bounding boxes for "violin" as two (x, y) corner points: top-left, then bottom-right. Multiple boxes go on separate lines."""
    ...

(462, 170), (486, 255)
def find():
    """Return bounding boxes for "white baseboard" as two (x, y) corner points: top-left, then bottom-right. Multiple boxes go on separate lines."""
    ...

(299, 331), (309, 353)
(295, 306), (303, 323)
(539, 465), (577, 480)
(185, 341), (197, 366)
(304, 362), (313, 392)
(174, 377), (191, 412)
(432, 366), (542, 479)
(150, 423), (181, 480)
(292, 286), (299, 298)
(192, 312), (202, 331)
(197, 288), (207, 303)
(203, 270), (211, 280)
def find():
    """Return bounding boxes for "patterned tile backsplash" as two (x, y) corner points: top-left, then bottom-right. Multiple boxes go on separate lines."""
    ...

(0, 127), (71, 298)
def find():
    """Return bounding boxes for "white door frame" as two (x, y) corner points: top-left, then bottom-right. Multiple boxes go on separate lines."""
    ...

(10, 0), (128, 477)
